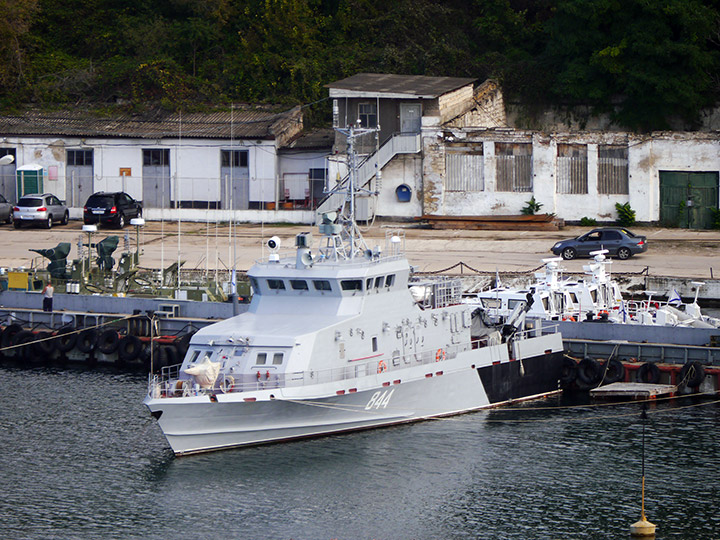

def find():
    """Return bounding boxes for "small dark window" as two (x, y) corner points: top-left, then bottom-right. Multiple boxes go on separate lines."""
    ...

(366, 278), (373, 290)
(250, 277), (261, 295)
(272, 353), (283, 365)
(290, 280), (309, 290)
(143, 149), (170, 166)
(385, 275), (395, 287)
(371, 336), (378, 352)
(374, 276), (384, 288)
(341, 280), (363, 291)
(313, 280), (332, 291)
(256, 353), (267, 365)
(267, 279), (286, 290)
(67, 149), (93, 166)
(221, 150), (249, 168)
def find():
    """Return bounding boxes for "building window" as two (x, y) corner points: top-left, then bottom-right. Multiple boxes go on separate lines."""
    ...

(445, 146), (484, 192)
(67, 149), (93, 166)
(143, 149), (169, 166)
(495, 143), (532, 192)
(358, 103), (377, 128)
(598, 145), (629, 194)
(557, 144), (588, 194)
(221, 150), (249, 168)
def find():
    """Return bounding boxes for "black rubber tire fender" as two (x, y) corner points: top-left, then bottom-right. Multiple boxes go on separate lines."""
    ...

(117, 335), (142, 363)
(12, 330), (36, 360)
(97, 329), (121, 354)
(2, 323), (23, 348)
(637, 362), (660, 384)
(559, 356), (578, 387)
(56, 327), (77, 353)
(601, 358), (625, 384)
(32, 330), (55, 356)
(577, 356), (602, 386)
(679, 361), (705, 388)
(76, 328), (98, 353)
(175, 331), (195, 358)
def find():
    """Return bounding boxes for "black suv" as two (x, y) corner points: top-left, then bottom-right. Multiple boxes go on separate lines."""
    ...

(83, 192), (142, 228)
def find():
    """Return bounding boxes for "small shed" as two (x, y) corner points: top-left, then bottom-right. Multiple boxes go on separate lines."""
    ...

(16, 164), (46, 197)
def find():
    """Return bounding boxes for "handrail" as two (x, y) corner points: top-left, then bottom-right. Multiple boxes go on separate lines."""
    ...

(148, 326), (547, 398)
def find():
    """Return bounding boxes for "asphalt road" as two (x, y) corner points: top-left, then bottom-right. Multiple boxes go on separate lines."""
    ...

(3, 219), (720, 279)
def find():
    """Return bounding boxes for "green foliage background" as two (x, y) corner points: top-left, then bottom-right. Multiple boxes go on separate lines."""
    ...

(0, 0), (718, 130)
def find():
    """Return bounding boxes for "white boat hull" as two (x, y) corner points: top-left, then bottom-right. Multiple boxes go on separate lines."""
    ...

(145, 340), (565, 455)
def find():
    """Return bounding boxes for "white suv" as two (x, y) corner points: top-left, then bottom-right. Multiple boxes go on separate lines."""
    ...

(13, 193), (69, 229)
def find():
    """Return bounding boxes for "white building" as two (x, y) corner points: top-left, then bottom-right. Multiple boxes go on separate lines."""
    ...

(0, 107), (332, 223)
(325, 73), (720, 228)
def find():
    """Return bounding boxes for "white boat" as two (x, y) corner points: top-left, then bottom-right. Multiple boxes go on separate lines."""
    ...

(143, 128), (565, 455)
(468, 251), (719, 328)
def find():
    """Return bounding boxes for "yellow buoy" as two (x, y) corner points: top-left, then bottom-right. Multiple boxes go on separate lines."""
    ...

(631, 405), (657, 538)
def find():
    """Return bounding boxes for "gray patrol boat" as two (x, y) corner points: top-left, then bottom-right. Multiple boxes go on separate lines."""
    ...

(144, 129), (565, 455)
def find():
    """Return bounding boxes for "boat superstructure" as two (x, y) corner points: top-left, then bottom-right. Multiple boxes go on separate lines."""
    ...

(144, 128), (565, 455)
(468, 251), (719, 328)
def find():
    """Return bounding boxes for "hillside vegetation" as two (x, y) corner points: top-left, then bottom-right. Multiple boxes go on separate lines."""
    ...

(1, 0), (718, 130)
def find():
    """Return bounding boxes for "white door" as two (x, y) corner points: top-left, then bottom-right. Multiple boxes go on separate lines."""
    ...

(400, 104), (421, 133)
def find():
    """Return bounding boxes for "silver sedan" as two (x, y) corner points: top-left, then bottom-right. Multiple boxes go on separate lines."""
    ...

(13, 193), (69, 229)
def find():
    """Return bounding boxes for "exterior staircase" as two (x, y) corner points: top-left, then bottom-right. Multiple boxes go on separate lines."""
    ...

(317, 132), (421, 217)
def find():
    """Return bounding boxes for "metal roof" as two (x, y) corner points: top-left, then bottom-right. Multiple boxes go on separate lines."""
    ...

(0, 108), (300, 140)
(326, 73), (476, 99)
(282, 128), (334, 151)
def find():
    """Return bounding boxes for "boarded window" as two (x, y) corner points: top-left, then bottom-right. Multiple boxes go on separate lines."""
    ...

(445, 146), (484, 192)
(556, 144), (588, 194)
(598, 145), (629, 194)
(496, 143), (532, 192)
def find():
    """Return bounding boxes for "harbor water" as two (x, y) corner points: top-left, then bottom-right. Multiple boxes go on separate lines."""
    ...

(1, 364), (718, 539)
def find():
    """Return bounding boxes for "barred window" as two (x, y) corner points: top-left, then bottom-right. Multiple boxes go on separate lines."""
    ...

(598, 145), (629, 194)
(495, 143), (532, 192)
(67, 149), (93, 166)
(557, 144), (588, 194)
(445, 146), (484, 192)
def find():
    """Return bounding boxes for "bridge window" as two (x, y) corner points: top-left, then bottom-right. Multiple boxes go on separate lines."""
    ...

(341, 280), (363, 291)
(290, 280), (309, 290)
(267, 279), (286, 290)
(313, 280), (332, 291)
(374, 276), (384, 288)
(385, 275), (395, 287)
(273, 353), (283, 365)
(366, 278), (373, 290)
(256, 353), (267, 365)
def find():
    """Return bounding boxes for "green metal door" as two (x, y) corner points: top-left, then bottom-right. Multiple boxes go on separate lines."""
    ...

(659, 171), (719, 229)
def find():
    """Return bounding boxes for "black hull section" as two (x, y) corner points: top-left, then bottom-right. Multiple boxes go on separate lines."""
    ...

(477, 351), (564, 404)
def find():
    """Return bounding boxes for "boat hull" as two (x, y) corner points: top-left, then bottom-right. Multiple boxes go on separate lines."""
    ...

(145, 348), (565, 455)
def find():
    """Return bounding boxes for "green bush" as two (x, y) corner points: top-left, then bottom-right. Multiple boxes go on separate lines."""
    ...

(615, 202), (636, 226)
(580, 216), (597, 226)
(521, 197), (543, 215)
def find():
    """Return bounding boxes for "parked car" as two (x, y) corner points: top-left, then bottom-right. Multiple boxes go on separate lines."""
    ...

(13, 193), (69, 229)
(83, 191), (143, 228)
(551, 227), (647, 260)
(0, 194), (13, 224)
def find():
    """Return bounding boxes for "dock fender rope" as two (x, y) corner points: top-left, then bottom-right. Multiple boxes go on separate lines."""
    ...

(679, 361), (705, 388)
(601, 358), (625, 384)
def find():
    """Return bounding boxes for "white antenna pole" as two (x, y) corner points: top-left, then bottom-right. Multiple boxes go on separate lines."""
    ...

(177, 110), (182, 293)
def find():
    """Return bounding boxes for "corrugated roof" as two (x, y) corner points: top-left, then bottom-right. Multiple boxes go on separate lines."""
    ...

(326, 73), (476, 97)
(0, 108), (300, 140)
(282, 128), (334, 150)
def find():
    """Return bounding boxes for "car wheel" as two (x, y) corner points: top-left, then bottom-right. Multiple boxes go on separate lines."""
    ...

(617, 247), (632, 260)
(61, 211), (69, 225)
(117, 213), (125, 228)
(45, 215), (53, 229)
(561, 247), (577, 260)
